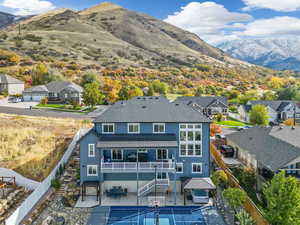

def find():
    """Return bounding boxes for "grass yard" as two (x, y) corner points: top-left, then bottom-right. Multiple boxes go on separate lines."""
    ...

(0, 113), (92, 181)
(216, 120), (247, 127)
(37, 103), (82, 111)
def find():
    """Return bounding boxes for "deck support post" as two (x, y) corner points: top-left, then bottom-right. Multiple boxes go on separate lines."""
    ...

(183, 190), (186, 205)
(99, 149), (102, 205)
(136, 150), (139, 205)
(173, 154), (177, 205)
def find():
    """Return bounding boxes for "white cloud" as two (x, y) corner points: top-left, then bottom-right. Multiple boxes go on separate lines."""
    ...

(164, 1), (252, 43)
(2, 0), (55, 15)
(234, 17), (300, 36)
(242, 0), (300, 12)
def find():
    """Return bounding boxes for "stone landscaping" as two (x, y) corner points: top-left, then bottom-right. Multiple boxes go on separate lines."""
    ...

(24, 145), (92, 225)
(0, 187), (32, 225)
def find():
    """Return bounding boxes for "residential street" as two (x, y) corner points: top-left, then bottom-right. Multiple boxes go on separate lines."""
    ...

(0, 105), (110, 119)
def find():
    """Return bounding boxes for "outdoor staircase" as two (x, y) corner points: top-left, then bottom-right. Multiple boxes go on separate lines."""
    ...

(138, 179), (170, 197)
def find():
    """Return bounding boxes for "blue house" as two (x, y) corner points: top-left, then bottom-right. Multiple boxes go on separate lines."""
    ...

(79, 96), (213, 205)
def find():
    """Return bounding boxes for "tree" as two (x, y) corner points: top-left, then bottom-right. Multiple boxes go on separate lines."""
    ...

(82, 82), (103, 108)
(283, 119), (296, 126)
(118, 86), (130, 100)
(249, 104), (269, 126)
(210, 123), (222, 137)
(262, 91), (276, 100)
(81, 72), (98, 86)
(276, 86), (298, 100)
(211, 170), (228, 188)
(195, 87), (205, 96)
(128, 86), (143, 99)
(32, 63), (49, 85)
(239, 90), (259, 105)
(147, 85), (154, 96)
(151, 80), (168, 95)
(223, 188), (247, 212)
(236, 210), (256, 225)
(263, 171), (300, 225)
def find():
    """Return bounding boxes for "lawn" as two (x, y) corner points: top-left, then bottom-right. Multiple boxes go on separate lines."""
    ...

(0, 113), (92, 181)
(37, 103), (82, 111)
(216, 120), (247, 127)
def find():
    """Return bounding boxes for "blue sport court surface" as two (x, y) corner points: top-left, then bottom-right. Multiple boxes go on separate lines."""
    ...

(88, 206), (208, 225)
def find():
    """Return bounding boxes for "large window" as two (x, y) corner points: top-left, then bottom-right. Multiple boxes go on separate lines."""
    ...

(157, 149), (168, 160)
(87, 165), (98, 176)
(112, 149), (123, 160)
(128, 123), (140, 133)
(102, 123), (114, 133)
(179, 124), (202, 157)
(192, 163), (202, 174)
(88, 144), (95, 157)
(153, 123), (165, 133)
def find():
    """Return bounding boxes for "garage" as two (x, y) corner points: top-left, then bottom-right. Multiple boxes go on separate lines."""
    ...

(23, 85), (49, 102)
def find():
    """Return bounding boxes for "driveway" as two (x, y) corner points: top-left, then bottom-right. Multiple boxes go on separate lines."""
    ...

(0, 98), (38, 109)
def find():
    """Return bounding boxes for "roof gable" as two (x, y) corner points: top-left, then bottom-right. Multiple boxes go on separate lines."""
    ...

(174, 96), (228, 108)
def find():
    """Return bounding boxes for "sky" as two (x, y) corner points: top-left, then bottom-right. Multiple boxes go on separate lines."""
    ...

(1, 0), (300, 44)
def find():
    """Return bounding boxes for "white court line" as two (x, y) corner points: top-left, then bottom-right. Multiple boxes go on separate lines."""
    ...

(172, 209), (177, 225)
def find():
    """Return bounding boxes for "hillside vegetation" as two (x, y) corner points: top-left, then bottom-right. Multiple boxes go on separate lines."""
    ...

(0, 114), (91, 181)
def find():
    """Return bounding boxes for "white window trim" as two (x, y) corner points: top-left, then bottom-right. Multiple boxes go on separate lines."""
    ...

(179, 124), (202, 157)
(176, 163), (184, 173)
(156, 149), (168, 160)
(88, 144), (95, 157)
(192, 163), (202, 174)
(128, 123), (140, 134)
(102, 123), (115, 134)
(87, 165), (98, 176)
(111, 149), (123, 160)
(153, 123), (165, 134)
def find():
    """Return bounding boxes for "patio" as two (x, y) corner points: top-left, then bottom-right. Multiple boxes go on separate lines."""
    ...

(75, 192), (213, 208)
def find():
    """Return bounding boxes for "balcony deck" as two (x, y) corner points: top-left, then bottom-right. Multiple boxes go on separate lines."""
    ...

(101, 161), (176, 173)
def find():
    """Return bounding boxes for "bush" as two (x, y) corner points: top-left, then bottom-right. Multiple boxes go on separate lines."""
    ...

(40, 97), (48, 105)
(51, 178), (61, 190)
(211, 170), (228, 188)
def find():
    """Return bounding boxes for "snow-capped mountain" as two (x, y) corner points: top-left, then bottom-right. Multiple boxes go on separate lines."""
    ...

(217, 37), (300, 71)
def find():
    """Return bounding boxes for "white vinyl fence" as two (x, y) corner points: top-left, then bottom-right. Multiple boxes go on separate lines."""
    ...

(0, 168), (40, 190)
(6, 128), (90, 225)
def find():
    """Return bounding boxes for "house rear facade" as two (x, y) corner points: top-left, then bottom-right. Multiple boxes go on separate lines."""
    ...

(79, 96), (211, 203)
(0, 74), (24, 95)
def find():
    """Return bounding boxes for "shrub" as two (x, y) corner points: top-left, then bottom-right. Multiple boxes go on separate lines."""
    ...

(51, 178), (61, 190)
(40, 97), (48, 105)
(211, 170), (228, 188)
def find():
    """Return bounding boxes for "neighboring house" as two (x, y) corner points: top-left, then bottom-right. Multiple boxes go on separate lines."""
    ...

(238, 100), (300, 124)
(23, 81), (83, 103)
(227, 126), (300, 180)
(0, 74), (24, 95)
(79, 96), (213, 204)
(174, 96), (229, 117)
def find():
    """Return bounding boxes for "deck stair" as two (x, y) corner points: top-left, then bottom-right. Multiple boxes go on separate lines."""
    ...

(138, 178), (169, 197)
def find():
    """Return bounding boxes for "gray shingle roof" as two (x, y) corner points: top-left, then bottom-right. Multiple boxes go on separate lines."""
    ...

(94, 96), (211, 123)
(0, 74), (24, 84)
(97, 133), (178, 148)
(248, 100), (295, 112)
(226, 126), (300, 171)
(174, 96), (228, 108)
(45, 81), (83, 93)
(23, 85), (48, 93)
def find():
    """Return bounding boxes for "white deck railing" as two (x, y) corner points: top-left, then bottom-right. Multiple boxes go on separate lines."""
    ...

(138, 178), (169, 196)
(101, 160), (175, 172)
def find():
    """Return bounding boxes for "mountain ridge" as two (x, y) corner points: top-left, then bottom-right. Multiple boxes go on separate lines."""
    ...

(0, 2), (250, 69)
(217, 37), (300, 71)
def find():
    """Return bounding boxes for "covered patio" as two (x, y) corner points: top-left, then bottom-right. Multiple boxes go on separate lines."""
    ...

(183, 178), (216, 205)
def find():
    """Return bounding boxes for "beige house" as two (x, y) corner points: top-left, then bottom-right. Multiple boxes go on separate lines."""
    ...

(0, 74), (24, 95)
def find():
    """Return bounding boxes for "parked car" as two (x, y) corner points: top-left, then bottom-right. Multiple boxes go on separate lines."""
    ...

(8, 97), (22, 103)
(220, 145), (235, 157)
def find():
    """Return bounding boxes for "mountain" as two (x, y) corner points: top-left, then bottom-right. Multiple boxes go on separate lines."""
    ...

(0, 12), (17, 28)
(217, 37), (300, 71)
(0, 2), (248, 69)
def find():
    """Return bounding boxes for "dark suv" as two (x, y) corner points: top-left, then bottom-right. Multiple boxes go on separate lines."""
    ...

(220, 145), (235, 158)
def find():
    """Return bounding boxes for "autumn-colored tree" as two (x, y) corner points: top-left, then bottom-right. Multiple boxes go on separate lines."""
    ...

(283, 119), (295, 126)
(249, 104), (269, 126)
(32, 63), (49, 85)
(210, 123), (222, 137)
(267, 76), (285, 89)
(128, 86), (143, 99)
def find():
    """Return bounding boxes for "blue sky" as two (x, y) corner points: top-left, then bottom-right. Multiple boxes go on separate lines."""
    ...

(1, 0), (300, 44)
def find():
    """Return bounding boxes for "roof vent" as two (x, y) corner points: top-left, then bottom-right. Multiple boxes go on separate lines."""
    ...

(155, 97), (159, 100)
(279, 126), (283, 130)
(175, 103), (180, 106)
(137, 97), (141, 100)
(142, 106), (147, 109)
(292, 126), (295, 130)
